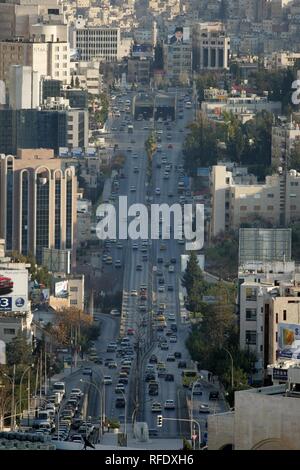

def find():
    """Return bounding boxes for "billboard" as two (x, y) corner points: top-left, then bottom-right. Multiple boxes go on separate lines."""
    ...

(0, 269), (28, 312)
(55, 280), (69, 298)
(168, 26), (190, 44)
(278, 323), (300, 359)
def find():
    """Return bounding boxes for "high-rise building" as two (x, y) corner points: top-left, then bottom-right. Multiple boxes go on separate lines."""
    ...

(9, 65), (39, 109)
(192, 22), (230, 71)
(0, 149), (77, 264)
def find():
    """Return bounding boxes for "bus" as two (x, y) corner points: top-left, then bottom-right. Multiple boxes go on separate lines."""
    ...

(181, 369), (198, 387)
(128, 125), (133, 134)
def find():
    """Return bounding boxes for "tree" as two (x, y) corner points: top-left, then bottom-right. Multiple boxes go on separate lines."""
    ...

(6, 331), (32, 366)
(75, 76), (80, 88)
(70, 75), (74, 87)
(182, 252), (204, 296)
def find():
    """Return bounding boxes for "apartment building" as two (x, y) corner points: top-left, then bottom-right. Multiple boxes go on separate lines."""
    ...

(163, 41), (192, 85)
(9, 65), (39, 109)
(70, 60), (102, 95)
(192, 22), (230, 71)
(0, 149), (77, 264)
(210, 165), (300, 238)
(271, 120), (300, 168)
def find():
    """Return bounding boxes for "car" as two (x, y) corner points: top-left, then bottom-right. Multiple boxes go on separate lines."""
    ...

(165, 374), (174, 382)
(132, 243), (138, 250)
(110, 309), (121, 316)
(117, 243), (123, 249)
(157, 257), (164, 264)
(115, 260), (122, 268)
(170, 335), (177, 343)
(71, 434), (83, 443)
(168, 144), (173, 149)
(167, 285), (174, 292)
(164, 399), (175, 410)
(115, 385), (125, 394)
(166, 330), (173, 337)
(133, 166), (139, 173)
(82, 367), (92, 376)
(145, 373), (156, 382)
(178, 361), (187, 369)
(127, 328), (135, 335)
(160, 244), (166, 251)
(136, 264), (142, 271)
(168, 192), (173, 197)
(199, 403), (210, 413)
(171, 258), (177, 264)
(160, 342), (168, 350)
(168, 265), (175, 273)
(130, 289), (138, 296)
(174, 352), (182, 359)
(158, 278), (164, 285)
(148, 429), (158, 437)
(108, 361), (118, 369)
(155, 188), (161, 195)
(149, 355), (158, 363)
(118, 377), (128, 385)
(142, 254), (148, 261)
(103, 375), (112, 385)
(130, 185), (136, 192)
(167, 354), (176, 362)
(151, 402), (162, 412)
(158, 285), (165, 293)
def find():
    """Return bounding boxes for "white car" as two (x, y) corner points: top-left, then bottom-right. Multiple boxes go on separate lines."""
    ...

(170, 335), (177, 343)
(130, 185), (136, 192)
(168, 265), (175, 273)
(104, 375), (112, 385)
(130, 289), (138, 296)
(168, 314), (176, 321)
(158, 285), (165, 293)
(164, 399), (175, 410)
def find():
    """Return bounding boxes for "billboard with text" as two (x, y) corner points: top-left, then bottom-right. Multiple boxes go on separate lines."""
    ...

(0, 269), (28, 312)
(278, 323), (300, 359)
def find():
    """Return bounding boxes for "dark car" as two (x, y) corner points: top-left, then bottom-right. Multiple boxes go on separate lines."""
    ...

(165, 374), (174, 382)
(171, 324), (177, 332)
(174, 351), (182, 359)
(142, 254), (148, 261)
(149, 355), (158, 363)
(157, 258), (164, 264)
(115, 397), (125, 408)
(171, 258), (177, 264)
(178, 361), (187, 369)
(145, 373), (156, 382)
(136, 264), (142, 271)
(82, 367), (92, 376)
(167, 285), (174, 292)
(158, 278), (165, 285)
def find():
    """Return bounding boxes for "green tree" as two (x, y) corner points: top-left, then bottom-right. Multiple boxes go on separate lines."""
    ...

(182, 252), (204, 296)
(6, 331), (32, 366)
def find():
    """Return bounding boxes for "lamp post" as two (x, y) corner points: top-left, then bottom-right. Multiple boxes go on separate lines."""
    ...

(190, 380), (201, 445)
(0, 366), (15, 430)
(223, 347), (234, 390)
(87, 367), (106, 427)
(80, 378), (103, 438)
(119, 389), (127, 437)
(19, 364), (34, 416)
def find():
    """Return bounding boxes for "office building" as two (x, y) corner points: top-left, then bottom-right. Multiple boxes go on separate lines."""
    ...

(72, 22), (121, 62)
(163, 39), (192, 85)
(271, 120), (300, 169)
(0, 149), (77, 264)
(192, 22), (230, 71)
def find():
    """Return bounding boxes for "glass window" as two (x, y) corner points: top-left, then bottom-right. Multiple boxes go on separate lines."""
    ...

(246, 330), (256, 345)
(245, 287), (257, 301)
(246, 309), (257, 321)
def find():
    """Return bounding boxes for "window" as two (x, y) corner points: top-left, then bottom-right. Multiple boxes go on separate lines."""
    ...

(290, 205), (297, 211)
(70, 286), (78, 292)
(246, 287), (257, 301)
(246, 308), (257, 321)
(283, 310), (287, 321)
(267, 205), (274, 210)
(254, 205), (261, 211)
(240, 205), (247, 211)
(4, 328), (15, 335)
(276, 313), (278, 324)
(267, 193), (274, 198)
(70, 299), (77, 305)
(245, 330), (256, 345)
(276, 331), (278, 342)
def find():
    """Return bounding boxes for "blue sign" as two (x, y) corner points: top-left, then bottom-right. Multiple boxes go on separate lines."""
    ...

(0, 297), (12, 311)
(15, 297), (25, 308)
(273, 368), (288, 381)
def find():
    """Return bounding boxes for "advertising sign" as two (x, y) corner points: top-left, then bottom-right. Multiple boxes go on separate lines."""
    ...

(55, 280), (69, 298)
(272, 368), (288, 381)
(0, 269), (28, 312)
(278, 323), (300, 359)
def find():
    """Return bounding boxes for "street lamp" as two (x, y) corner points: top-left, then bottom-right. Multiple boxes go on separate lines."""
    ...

(223, 347), (234, 390)
(80, 378), (103, 438)
(88, 367), (106, 425)
(19, 364), (34, 416)
(119, 389), (127, 437)
(190, 380), (201, 445)
(0, 365), (15, 430)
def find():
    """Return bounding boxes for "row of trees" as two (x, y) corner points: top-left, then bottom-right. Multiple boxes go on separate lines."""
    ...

(183, 110), (273, 180)
(183, 253), (256, 403)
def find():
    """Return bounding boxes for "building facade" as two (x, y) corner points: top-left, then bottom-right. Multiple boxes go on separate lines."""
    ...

(192, 22), (230, 71)
(73, 25), (121, 62)
(0, 149), (77, 264)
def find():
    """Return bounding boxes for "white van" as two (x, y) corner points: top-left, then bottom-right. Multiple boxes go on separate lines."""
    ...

(53, 382), (66, 398)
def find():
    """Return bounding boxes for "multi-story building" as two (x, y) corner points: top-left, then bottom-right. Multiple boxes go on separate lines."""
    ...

(127, 58), (151, 84)
(192, 22), (230, 71)
(271, 120), (300, 168)
(238, 260), (300, 381)
(9, 65), (39, 109)
(163, 40), (192, 85)
(208, 367), (300, 450)
(210, 165), (300, 238)
(0, 0), (61, 40)
(0, 38), (70, 91)
(70, 60), (102, 95)
(0, 149), (77, 264)
(0, 96), (88, 154)
(72, 21), (121, 62)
